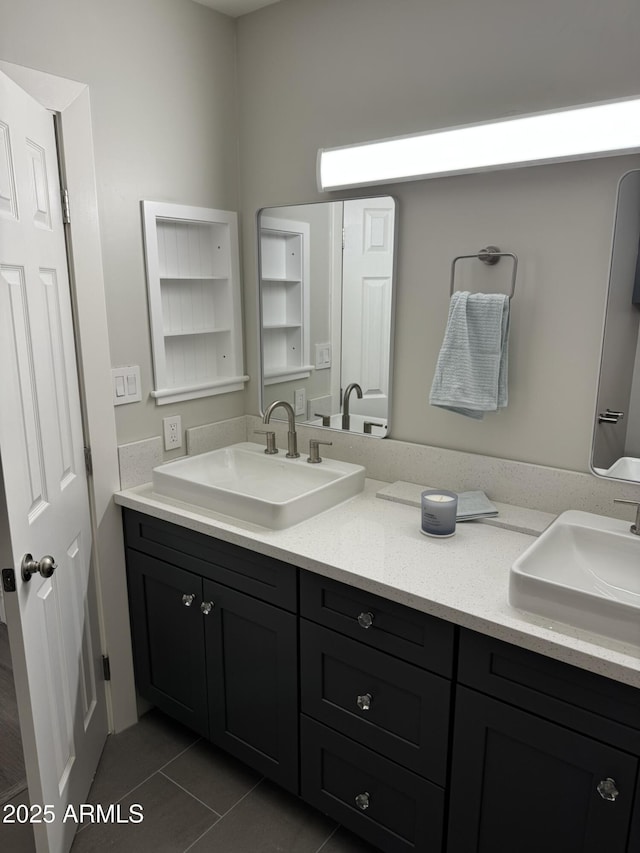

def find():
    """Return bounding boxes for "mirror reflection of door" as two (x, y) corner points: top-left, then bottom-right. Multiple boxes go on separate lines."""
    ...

(258, 197), (396, 437)
(592, 170), (640, 482)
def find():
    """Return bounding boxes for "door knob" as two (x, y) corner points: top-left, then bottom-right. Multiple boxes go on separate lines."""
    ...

(182, 593), (196, 607)
(200, 601), (214, 615)
(21, 553), (57, 582)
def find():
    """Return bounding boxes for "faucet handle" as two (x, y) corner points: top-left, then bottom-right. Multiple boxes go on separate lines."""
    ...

(307, 439), (332, 464)
(363, 421), (384, 434)
(613, 498), (640, 534)
(254, 429), (278, 454)
(314, 412), (331, 427)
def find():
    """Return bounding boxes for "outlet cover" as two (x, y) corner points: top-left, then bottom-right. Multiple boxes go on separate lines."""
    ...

(163, 415), (182, 450)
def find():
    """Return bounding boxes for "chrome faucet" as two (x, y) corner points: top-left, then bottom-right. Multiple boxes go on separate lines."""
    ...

(613, 498), (640, 535)
(342, 382), (363, 430)
(263, 400), (300, 458)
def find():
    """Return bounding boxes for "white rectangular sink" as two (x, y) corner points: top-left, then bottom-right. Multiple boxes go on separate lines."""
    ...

(151, 442), (365, 529)
(509, 510), (640, 647)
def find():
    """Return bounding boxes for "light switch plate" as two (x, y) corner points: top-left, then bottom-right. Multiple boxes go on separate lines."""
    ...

(315, 343), (331, 370)
(294, 388), (306, 416)
(112, 366), (141, 405)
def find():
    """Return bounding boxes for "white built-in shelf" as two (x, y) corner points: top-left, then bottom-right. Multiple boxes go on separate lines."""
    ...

(259, 216), (311, 386)
(142, 201), (248, 404)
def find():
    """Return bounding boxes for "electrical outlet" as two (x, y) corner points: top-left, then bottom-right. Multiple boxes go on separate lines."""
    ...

(294, 388), (306, 416)
(163, 415), (182, 451)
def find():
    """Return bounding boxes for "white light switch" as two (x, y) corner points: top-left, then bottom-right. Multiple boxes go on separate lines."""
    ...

(315, 343), (331, 370)
(112, 366), (142, 406)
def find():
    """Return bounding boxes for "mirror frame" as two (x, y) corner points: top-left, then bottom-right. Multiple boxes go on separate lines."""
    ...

(590, 167), (640, 483)
(256, 197), (399, 437)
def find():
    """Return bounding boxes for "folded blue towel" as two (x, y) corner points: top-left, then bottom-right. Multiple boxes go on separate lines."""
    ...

(429, 291), (510, 419)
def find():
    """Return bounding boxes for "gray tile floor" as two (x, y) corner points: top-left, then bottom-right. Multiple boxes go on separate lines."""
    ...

(1, 709), (379, 853)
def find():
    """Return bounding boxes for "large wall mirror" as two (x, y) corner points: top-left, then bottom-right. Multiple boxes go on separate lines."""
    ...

(257, 197), (396, 437)
(592, 169), (640, 482)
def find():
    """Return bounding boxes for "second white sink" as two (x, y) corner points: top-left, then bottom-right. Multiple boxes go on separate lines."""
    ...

(152, 442), (365, 529)
(509, 510), (640, 647)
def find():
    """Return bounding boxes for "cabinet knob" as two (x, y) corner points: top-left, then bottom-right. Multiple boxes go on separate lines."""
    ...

(354, 792), (370, 811)
(357, 611), (374, 629)
(356, 693), (372, 711)
(182, 593), (196, 607)
(597, 778), (619, 802)
(200, 601), (214, 615)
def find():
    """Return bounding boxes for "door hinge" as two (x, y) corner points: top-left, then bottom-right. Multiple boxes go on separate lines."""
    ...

(102, 655), (111, 681)
(84, 446), (93, 477)
(342, 227), (345, 250)
(2, 568), (16, 593)
(61, 188), (71, 224)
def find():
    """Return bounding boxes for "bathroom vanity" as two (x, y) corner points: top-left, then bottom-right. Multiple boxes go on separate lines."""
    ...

(117, 486), (640, 853)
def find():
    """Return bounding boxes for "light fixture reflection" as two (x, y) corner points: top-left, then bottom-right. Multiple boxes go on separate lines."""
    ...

(317, 97), (640, 191)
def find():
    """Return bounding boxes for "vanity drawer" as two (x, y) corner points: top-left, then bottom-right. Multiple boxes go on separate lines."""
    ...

(458, 629), (640, 751)
(301, 716), (444, 853)
(123, 509), (297, 611)
(300, 571), (454, 676)
(300, 620), (449, 783)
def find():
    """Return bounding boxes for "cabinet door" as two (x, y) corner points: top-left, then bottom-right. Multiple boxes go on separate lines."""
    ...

(203, 579), (298, 793)
(126, 551), (209, 736)
(447, 687), (638, 853)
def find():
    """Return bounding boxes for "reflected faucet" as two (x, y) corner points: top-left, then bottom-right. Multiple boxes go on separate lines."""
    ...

(263, 400), (300, 458)
(342, 382), (363, 430)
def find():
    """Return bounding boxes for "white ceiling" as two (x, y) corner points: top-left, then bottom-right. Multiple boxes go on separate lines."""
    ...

(192, 0), (282, 17)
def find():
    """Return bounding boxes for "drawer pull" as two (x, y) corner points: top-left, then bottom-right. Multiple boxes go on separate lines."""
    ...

(355, 791), (370, 811)
(356, 693), (372, 711)
(200, 601), (214, 615)
(357, 611), (374, 629)
(597, 778), (619, 802)
(182, 593), (196, 607)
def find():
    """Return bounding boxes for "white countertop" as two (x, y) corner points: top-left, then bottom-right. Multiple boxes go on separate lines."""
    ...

(114, 478), (640, 690)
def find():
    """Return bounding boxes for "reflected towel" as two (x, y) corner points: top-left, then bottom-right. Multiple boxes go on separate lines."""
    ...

(429, 291), (510, 419)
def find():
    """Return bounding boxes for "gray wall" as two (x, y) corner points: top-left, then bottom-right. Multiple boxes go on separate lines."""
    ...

(237, 0), (640, 472)
(1, 0), (243, 450)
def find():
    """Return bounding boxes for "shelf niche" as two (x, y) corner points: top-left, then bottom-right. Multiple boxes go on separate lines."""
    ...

(259, 216), (311, 385)
(142, 200), (248, 405)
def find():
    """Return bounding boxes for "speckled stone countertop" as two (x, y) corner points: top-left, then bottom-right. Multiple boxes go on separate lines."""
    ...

(114, 478), (640, 689)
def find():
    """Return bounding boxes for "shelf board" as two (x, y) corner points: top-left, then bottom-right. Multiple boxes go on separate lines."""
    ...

(160, 275), (228, 281)
(261, 277), (302, 284)
(263, 323), (303, 331)
(163, 327), (231, 337)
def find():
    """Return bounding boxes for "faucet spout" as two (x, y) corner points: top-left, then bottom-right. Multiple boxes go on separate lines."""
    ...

(263, 400), (300, 458)
(342, 382), (363, 430)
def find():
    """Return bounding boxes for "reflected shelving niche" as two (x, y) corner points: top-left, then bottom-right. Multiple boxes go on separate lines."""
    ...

(142, 200), (248, 405)
(260, 216), (311, 385)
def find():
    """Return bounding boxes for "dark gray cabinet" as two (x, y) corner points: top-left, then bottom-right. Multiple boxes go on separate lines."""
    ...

(123, 508), (640, 853)
(124, 510), (299, 793)
(127, 549), (209, 737)
(299, 571), (454, 852)
(447, 630), (640, 853)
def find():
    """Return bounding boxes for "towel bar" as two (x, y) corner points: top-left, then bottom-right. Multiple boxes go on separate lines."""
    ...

(450, 246), (518, 299)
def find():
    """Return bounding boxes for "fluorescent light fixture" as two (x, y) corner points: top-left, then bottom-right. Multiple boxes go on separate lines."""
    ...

(317, 96), (640, 191)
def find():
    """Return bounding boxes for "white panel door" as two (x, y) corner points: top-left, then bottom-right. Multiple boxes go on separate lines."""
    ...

(0, 71), (107, 853)
(341, 197), (395, 419)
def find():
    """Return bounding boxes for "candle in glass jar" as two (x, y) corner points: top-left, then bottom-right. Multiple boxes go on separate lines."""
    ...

(420, 489), (458, 537)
